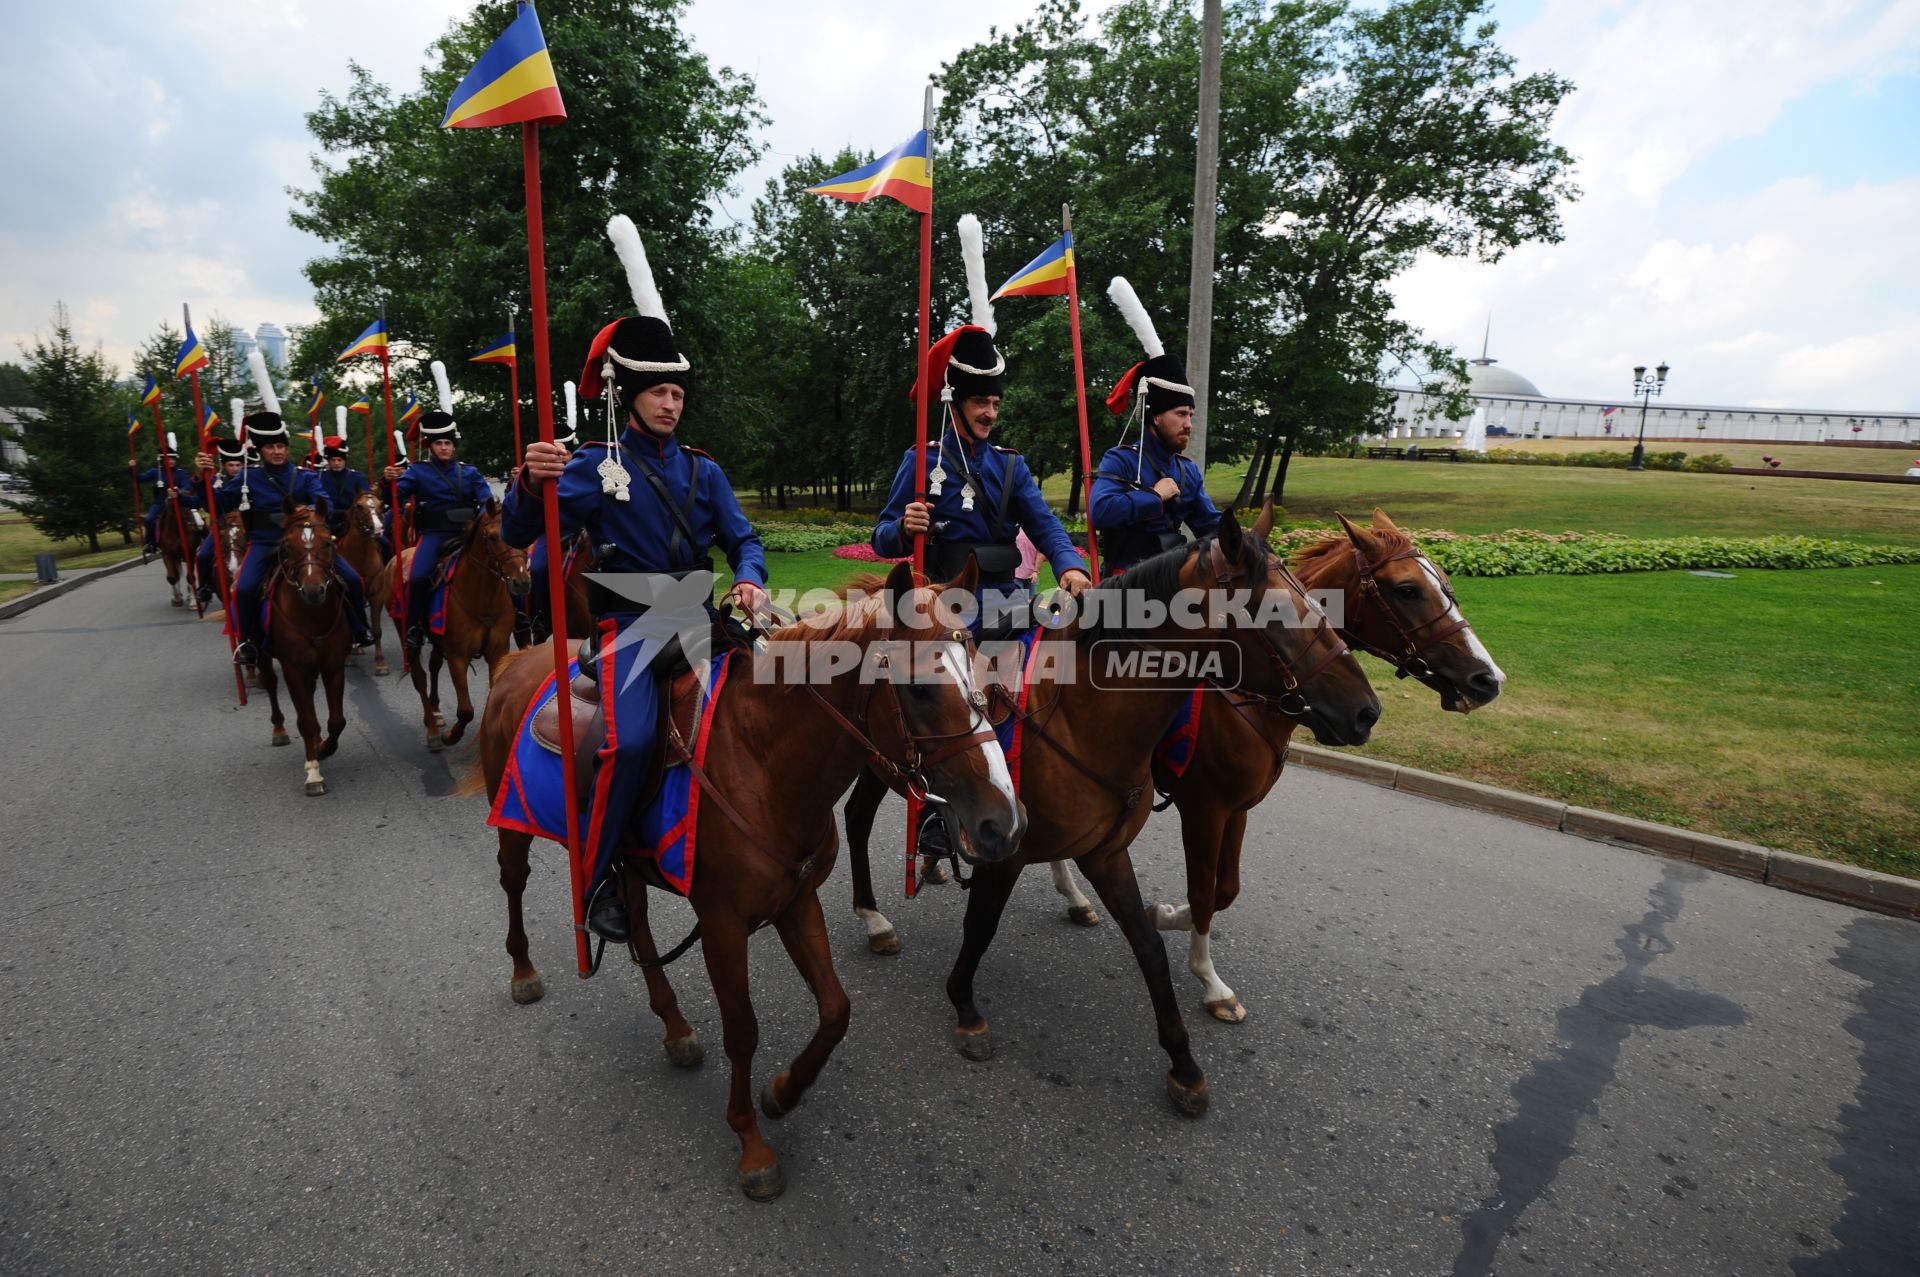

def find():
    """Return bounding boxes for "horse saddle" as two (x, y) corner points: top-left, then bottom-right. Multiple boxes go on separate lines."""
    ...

(529, 657), (707, 818)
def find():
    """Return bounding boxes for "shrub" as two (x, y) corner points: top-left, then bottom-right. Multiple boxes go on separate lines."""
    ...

(757, 522), (873, 552)
(1284, 526), (1920, 577)
(1483, 447), (1703, 471)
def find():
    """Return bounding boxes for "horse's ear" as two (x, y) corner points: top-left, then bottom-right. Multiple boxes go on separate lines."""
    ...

(950, 550), (980, 597)
(1217, 505), (1244, 563)
(282, 490), (296, 514)
(1336, 511), (1378, 554)
(884, 558), (918, 629)
(485, 496), (499, 517)
(1250, 498), (1275, 545)
(1370, 506), (1399, 533)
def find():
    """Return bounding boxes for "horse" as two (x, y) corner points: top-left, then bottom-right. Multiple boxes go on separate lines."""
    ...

(338, 490), (391, 676)
(1045, 506), (1508, 1023)
(841, 508), (1380, 1118)
(515, 530), (595, 650)
(464, 558), (1025, 1199)
(156, 490), (205, 608)
(254, 502), (351, 796)
(390, 504), (530, 750)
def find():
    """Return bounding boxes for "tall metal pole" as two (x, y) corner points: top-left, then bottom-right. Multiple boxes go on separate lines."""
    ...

(1184, 0), (1223, 475)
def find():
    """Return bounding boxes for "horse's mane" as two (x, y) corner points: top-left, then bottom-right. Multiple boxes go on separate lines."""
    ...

(1290, 526), (1412, 574)
(759, 573), (893, 646)
(1073, 532), (1269, 642)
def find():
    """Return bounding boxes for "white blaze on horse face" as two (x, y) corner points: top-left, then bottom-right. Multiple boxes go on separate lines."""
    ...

(934, 639), (1017, 813)
(1416, 552), (1506, 687)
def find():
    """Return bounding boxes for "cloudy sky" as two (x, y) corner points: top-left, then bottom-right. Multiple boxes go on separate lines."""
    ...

(3, 0), (1916, 411)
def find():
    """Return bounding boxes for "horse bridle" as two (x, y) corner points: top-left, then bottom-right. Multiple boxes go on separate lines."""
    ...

(1345, 542), (1475, 688)
(801, 632), (999, 802)
(1204, 538), (1352, 719)
(350, 496), (384, 538)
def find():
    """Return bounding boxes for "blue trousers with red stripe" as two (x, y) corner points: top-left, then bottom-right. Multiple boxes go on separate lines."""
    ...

(405, 531), (456, 635)
(583, 613), (660, 910)
(233, 543), (371, 648)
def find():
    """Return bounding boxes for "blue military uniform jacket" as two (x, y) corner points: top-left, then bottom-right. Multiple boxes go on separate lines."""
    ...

(873, 430), (1086, 588)
(212, 463), (330, 544)
(392, 456), (490, 520)
(138, 466), (202, 505)
(1089, 430), (1222, 571)
(502, 427), (766, 595)
(319, 467), (371, 526)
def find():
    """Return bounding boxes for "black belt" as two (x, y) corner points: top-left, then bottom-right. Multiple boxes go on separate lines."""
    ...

(584, 558), (715, 618)
(927, 538), (1021, 585)
(413, 507), (475, 534)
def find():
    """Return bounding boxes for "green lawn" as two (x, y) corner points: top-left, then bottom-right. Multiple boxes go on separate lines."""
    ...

(0, 514), (139, 574)
(1476, 436), (1920, 475)
(0, 580), (36, 604)
(1116, 456), (1920, 547)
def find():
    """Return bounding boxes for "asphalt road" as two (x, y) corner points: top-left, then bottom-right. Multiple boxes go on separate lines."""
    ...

(3, 562), (1916, 1276)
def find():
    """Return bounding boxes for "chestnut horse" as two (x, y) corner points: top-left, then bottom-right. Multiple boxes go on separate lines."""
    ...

(385, 504), (530, 750)
(255, 502), (351, 795)
(338, 491), (391, 676)
(466, 559), (1024, 1199)
(156, 490), (204, 608)
(1046, 507), (1507, 1022)
(842, 509), (1380, 1117)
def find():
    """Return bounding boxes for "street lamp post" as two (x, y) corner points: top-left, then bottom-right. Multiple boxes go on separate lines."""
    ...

(1628, 361), (1669, 471)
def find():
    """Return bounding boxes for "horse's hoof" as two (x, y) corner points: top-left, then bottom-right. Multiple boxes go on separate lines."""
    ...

(738, 1161), (786, 1202)
(867, 928), (901, 956)
(663, 1032), (705, 1069)
(271, 732), (290, 747)
(374, 664), (389, 677)
(510, 974), (545, 1005)
(953, 1022), (995, 1061)
(759, 1073), (794, 1120)
(921, 859), (950, 886)
(1207, 996), (1247, 1024)
(304, 780), (326, 797)
(425, 735), (443, 753)
(1067, 904), (1102, 927)
(171, 598), (185, 608)
(1166, 1073), (1210, 1118)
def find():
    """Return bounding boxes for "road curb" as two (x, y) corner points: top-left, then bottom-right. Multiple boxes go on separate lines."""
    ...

(0, 555), (146, 622)
(1288, 743), (1917, 921)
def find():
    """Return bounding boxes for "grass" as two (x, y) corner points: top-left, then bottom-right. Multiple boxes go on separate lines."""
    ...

(0, 514), (139, 574)
(1071, 456), (1920, 547)
(1478, 436), (1920, 475)
(0, 580), (36, 604)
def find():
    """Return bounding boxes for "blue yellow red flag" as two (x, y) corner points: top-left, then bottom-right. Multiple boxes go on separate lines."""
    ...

(442, 3), (567, 130)
(396, 395), (422, 426)
(200, 405), (222, 440)
(469, 333), (517, 365)
(347, 396), (373, 415)
(173, 327), (210, 378)
(805, 131), (932, 214)
(993, 232), (1074, 300)
(305, 376), (325, 417)
(140, 375), (162, 406)
(127, 412), (141, 437)
(336, 319), (389, 362)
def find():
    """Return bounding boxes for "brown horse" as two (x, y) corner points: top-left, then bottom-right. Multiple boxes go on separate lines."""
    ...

(466, 558), (1024, 1199)
(515, 531), (594, 649)
(255, 502), (351, 795)
(1045, 506), (1507, 1023)
(156, 491), (204, 608)
(842, 508), (1380, 1117)
(388, 504), (530, 750)
(338, 491), (391, 676)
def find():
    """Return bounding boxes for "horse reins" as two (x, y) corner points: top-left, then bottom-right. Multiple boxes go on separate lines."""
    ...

(1343, 542), (1475, 690)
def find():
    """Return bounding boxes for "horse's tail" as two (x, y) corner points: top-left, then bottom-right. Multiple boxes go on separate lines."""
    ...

(451, 757), (489, 799)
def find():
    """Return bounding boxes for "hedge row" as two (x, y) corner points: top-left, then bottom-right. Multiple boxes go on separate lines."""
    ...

(759, 522), (874, 553)
(1482, 448), (1733, 473)
(1277, 528), (1920, 577)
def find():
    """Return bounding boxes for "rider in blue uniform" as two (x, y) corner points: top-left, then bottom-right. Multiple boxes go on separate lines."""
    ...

(196, 355), (373, 666)
(872, 215), (1091, 860)
(505, 215), (767, 945)
(318, 437), (374, 541)
(1088, 276), (1222, 575)
(133, 441), (201, 555)
(383, 367), (494, 653)
(194, 437), (247, 611)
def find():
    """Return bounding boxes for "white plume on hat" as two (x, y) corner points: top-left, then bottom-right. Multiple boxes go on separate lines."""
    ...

(957, 214), (996, 337)
(431, 360), (454, 415)
(563, 380), (577, 434)
(230, 397), (246, 431)
(247, 350), (280, 415)
(336, 405), (347, 436)
(607, 214), (667, 322)
(1106, 276), (1163, 358)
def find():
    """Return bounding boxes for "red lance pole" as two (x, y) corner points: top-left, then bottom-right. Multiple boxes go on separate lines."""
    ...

(128, 428), (141, 518)
(153, 398), (196, 595)
(903, 85), (936, 899)
(378, 312), (407, 552)
(522, 120), (591, 978)
(1062, 205), (1100, 584)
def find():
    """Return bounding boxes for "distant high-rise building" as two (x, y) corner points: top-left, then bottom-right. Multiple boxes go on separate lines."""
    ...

(253, 323), (287, 371)
(229, 325), (258, 370)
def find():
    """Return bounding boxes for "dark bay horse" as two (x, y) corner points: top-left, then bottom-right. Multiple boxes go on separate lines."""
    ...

(464, 559), (1024, 1199)
(256, 503), (350, 795)
(843, 509), (1380, 1118)
(338, 490), (391, 676)
(1047, 506), (1507, 1022)
(389, 504), (530, 750)
(156, 491), (204, 608)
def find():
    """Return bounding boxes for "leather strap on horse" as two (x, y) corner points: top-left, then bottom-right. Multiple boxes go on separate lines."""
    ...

(1345, 542), (1475, 692)
(1001, 692), (1147, 854)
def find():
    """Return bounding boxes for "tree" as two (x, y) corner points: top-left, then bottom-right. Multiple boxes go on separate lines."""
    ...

(0, 361), (41, 408)
(289, 0), (767, 476)
(9, 305), (131, 551)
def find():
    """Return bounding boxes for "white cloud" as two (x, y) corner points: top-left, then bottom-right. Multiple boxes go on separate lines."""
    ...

(1390, 0), (1920, 411)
